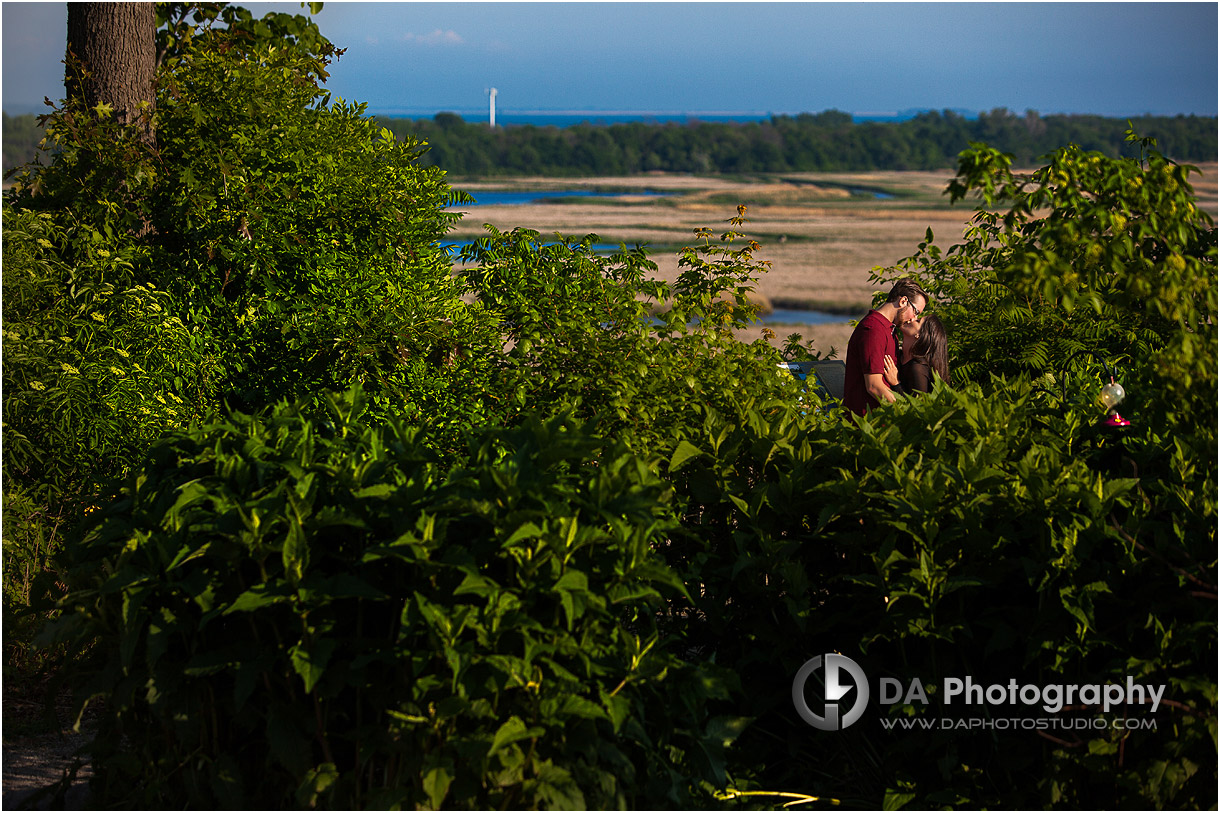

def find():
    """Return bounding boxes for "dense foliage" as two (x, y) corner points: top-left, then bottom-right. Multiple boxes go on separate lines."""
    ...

(5, 2), (1215, 809)
(883, 132), (1215, 404)
(3, 1), (489, 627)
(377, 109), (1217, 176)
(46, 396), (735, 808)
(658, 375), (1214, 808)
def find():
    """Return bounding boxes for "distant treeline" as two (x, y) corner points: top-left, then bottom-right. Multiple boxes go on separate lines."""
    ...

(3, 112), (47, 175)
(5, 108), (1217, 178)
(377, 108), (1217, 176)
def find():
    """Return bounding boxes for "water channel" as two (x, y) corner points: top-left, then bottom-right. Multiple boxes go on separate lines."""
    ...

(450, 189), (670, 207)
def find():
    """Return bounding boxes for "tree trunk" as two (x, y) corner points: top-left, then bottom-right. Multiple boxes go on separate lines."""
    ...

(65, 2), (155, 143)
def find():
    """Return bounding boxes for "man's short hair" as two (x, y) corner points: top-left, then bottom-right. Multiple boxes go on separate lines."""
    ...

(886, 278), (929, 306)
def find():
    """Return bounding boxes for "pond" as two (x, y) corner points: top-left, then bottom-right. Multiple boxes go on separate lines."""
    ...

(851, 188), (895, 200)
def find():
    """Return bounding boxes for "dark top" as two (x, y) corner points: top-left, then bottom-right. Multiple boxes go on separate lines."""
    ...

(843, 309), (897, 416)
(898, 358), (933, 394)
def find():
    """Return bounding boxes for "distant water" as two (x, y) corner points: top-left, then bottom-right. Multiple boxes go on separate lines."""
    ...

(439, 240), (628, 254)
(451, 189), (670, 207)
(761, 309), (848, 326)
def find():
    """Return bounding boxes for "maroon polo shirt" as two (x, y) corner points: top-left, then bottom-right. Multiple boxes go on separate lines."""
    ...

(843, 309), (897, 416)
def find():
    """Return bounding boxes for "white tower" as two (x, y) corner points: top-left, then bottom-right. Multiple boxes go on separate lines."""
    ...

(487, 87), (498, 129)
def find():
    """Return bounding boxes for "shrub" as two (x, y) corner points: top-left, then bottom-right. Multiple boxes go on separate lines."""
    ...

(879, 130), (1216, 431)
(4, 4), (491, 613)
(45, 390), (736, 809)
(2, 205), (219, 631)
(456, 208), (798, 456)
(657, 378), (1215, 809)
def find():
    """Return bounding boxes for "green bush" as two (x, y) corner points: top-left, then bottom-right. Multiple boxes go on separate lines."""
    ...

(3, 4), (492, 614)
(656, 378), (1214, 808)
(455, 209), (801, 456)
(2, 205), (218, 631)
(45, 390), (737, 809)
(880, 130), (1216, 431)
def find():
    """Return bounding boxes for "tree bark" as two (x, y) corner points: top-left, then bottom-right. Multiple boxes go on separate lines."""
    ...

(65, 2), (156, 143)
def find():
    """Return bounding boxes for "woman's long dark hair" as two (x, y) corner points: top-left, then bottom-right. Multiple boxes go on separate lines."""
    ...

(908, 314), (950, 384)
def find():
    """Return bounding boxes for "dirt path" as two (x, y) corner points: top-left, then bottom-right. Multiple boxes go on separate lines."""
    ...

(3, 732), (92, 809)
(3, 681), (93, 809)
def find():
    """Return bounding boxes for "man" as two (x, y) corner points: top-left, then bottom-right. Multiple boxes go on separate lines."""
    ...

(843, 278), (928, 416)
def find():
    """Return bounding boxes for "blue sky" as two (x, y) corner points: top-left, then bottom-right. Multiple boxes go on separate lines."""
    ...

(3, 2), (1217, 118)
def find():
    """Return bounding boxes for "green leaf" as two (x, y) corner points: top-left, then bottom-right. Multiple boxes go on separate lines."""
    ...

(706, 715), (752, 747)
(488, 715), (545, 757)
(295, 762), (338, 808)
(668, 440), (704, 471)
(559, 694), (606, 720)
(283, 511), (308, 584)
(166, 480), (209, 524)
(505, 521), (543, 546)
(289, 637), (337, 693)
(554, 570), (588, 593)
(883, 789), (917, 810)
(225, 583), (292, 614)
(353, 483), (394, 498)
(600, 689), (631, 732)
(453, 572), (498, 598)
(421, 765), (453, 809)
(554, 569), (589, 628)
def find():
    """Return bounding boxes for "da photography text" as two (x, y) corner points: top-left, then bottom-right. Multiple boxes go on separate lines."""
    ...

(792, 653), (1167, 732)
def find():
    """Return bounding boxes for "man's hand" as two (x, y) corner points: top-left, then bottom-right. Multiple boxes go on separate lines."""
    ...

(883, 355), (899, 387)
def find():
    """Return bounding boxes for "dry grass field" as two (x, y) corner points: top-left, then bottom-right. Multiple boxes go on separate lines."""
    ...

(447, 164), (1217, 355)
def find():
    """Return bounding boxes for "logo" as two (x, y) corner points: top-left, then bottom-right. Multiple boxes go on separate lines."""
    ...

(792, 653), (870, 731)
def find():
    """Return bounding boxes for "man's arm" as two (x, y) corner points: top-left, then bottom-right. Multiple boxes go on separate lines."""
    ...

(865, 373), (897, 404)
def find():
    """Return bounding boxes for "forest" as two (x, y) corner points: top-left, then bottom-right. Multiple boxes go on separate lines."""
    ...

(3, 3), (1216, 810)
(6, 107), (1216, 177)
(382, 109), (1217, 175)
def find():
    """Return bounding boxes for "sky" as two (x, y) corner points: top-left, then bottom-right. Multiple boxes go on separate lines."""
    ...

(2, 1), (1217, 119)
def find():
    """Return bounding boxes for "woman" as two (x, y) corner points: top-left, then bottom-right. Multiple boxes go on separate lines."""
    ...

(883, 313), (950, 394)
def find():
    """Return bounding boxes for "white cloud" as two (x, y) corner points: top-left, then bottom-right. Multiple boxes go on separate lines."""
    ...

(399, 29), (464, 47)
